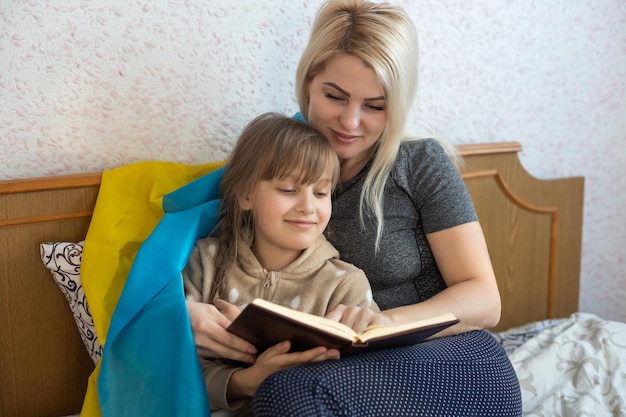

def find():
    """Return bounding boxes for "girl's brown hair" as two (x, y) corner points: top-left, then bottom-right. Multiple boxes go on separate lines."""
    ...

(210, 112), (339, 301)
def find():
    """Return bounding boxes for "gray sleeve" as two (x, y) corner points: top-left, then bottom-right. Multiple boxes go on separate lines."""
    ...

(397, 139), (477, 233)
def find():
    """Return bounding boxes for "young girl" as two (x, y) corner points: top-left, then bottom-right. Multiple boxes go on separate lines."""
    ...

(183, 112), (378, 415)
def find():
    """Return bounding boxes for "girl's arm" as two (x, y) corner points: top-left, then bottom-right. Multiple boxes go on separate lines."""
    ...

(225, 342), (339, 409)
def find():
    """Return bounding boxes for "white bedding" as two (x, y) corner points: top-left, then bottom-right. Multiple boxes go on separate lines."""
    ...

(65, 313), (626, 417)
(493, 312), (626, 417)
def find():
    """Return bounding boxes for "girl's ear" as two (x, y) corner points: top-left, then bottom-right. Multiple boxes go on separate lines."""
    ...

(238, 193), (253, 211)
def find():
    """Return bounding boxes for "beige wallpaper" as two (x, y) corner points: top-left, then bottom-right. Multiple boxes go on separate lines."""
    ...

(1, 0), (624, 323)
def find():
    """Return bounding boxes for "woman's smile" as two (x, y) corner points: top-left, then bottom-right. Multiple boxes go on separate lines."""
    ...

(306, 54), (387, 180)
(330, 128), (361, 145)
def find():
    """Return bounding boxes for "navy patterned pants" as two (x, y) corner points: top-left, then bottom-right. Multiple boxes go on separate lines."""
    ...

(253, 330), (522, 416)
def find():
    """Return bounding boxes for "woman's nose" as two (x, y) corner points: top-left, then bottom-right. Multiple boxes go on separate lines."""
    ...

(339, 105), (361, 130)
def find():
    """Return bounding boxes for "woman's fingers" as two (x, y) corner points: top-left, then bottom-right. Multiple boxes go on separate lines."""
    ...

(186, 301), (257, 363)
(214, 298), (241, 321)
(325, 305), (390, 333)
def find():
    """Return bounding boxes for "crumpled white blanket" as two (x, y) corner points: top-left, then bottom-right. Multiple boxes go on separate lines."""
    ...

(496, 312), (626, 417)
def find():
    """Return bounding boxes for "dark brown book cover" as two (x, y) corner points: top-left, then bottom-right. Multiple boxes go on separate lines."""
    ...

(227, 299), (459, 356)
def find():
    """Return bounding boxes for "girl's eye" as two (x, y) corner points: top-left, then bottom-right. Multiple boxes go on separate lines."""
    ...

(314, 192), (328, 198)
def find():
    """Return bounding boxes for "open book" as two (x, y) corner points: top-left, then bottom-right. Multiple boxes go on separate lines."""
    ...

(227, 298), (459, 356)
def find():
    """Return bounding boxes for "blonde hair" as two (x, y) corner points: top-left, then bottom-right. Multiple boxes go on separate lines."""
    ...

(211, 112), (340, 300)
(296, 0), (460, 250)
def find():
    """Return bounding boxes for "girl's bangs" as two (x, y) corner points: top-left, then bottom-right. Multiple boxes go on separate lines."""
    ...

(266, 140), (338, 187)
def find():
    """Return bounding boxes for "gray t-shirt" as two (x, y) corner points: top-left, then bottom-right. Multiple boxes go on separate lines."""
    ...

(325, 138), (477, 311)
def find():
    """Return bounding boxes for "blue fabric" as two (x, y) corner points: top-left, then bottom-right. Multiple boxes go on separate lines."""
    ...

(293, 112), (307, 123)
(163, 166), (226, 213)
(98, 167), (226, 417)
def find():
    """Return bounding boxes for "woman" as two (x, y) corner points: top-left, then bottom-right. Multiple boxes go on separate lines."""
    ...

(187, 1), (522, 415)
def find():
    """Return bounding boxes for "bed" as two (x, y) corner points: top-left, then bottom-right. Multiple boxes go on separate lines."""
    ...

(2, 142), (624, 417)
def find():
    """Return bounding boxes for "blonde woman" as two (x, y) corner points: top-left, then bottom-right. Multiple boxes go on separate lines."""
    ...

(187, 1), (522, 415)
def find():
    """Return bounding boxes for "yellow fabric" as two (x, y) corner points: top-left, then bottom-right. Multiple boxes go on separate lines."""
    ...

(79, 160), (225, 416)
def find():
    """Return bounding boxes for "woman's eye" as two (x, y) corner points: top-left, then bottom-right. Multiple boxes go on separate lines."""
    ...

(325, 93), (344, 101)
(366, 104), (385, 112)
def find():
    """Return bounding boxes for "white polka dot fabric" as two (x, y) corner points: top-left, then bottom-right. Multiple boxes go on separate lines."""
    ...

(254, 331), (522, 416)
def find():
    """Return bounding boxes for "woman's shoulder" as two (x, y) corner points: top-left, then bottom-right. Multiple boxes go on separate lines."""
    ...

(397, 138), (448, 160)
(394, 138), (456, 180)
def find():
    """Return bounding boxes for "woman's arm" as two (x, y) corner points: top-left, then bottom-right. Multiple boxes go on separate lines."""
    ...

(187, 299), (258, 363)
(327, 221), (500, 336)
(184, 239), (260, 363)
(385, 221), (501, 335)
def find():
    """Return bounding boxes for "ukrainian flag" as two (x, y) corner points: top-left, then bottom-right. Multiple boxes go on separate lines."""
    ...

(80, 160), (226, 417)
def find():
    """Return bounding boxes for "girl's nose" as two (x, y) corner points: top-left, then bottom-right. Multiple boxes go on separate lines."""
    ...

(297, 192), (315, 214)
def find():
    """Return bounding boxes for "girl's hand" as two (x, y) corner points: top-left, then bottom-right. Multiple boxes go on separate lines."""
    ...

(186, 300), (257, 364)
(325, 305), (393, 333)
(229, 341), (339, 399)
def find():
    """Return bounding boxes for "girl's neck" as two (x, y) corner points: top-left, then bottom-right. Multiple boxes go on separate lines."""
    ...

(252, 243), (302, 272)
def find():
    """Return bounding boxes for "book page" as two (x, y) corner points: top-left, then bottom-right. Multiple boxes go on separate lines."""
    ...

(249, 300), (458, 344)
(357, 312), (458, 342)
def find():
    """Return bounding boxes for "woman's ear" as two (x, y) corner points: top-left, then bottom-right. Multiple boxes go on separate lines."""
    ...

(238, 193), (253, 211)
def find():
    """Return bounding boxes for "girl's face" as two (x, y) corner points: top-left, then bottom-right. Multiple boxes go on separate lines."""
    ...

(240, 172), (333, 271)
(306, 54), (387, 178)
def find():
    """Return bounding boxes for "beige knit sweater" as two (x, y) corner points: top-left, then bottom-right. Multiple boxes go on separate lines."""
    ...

(183, 234), (378, 414)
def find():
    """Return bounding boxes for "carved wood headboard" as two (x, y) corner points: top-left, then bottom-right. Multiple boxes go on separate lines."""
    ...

(458, 142), (583, 330)
(0, 142), (584, 416)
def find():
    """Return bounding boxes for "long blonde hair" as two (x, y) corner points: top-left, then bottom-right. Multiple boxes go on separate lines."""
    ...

(211, 112), (340, 301)
(296, 0), (459, 250)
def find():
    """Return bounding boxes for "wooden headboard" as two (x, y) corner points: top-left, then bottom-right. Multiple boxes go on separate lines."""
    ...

(0, 142), (584, 417)
(458, 142), (583, 331)
(0, 173), (101, 417)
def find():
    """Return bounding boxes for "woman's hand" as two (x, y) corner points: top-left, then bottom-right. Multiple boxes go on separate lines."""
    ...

(186, 299), (258, 364)
(325, 305), (393, 333)
(228, 341), (340, 400)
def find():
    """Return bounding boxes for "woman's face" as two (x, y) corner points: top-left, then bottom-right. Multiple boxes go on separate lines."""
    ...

(306, 54), (387, 175)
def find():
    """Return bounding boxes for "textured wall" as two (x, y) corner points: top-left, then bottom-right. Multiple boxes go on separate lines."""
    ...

(1, 0), (625, 322)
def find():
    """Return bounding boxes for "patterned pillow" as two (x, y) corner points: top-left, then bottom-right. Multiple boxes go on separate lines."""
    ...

(40, 241), (102, 364)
